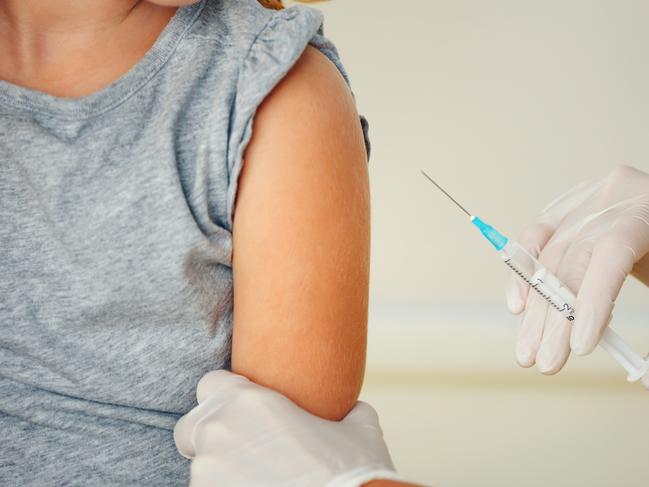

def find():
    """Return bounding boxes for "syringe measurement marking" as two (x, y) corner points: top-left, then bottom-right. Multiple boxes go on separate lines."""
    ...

(503, 259), (575, 321)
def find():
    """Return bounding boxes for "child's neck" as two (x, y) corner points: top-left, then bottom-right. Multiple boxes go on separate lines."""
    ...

(0, 1), (177, 98)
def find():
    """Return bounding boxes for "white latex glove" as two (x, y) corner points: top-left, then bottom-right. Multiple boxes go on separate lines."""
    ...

(174, 370), (407, 487)
(505, 165), (649, 385)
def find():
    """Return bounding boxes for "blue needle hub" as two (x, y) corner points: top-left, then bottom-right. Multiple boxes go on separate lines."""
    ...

(470, 216), (509, 250)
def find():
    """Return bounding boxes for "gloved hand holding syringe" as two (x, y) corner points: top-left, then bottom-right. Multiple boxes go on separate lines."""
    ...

(421, 168), (649, 384)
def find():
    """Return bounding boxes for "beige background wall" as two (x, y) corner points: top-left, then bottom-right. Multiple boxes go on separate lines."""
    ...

(291, 1), (649, 486)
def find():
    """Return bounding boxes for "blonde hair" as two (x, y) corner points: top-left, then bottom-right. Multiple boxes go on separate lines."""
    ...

(257, 0), (283, 8)
(257, 0), (323, 10)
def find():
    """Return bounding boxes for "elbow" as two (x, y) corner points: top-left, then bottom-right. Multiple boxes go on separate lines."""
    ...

(305, 362), (365, 421)
(232, 332), (367, 422)
(277, 374), (365, 422)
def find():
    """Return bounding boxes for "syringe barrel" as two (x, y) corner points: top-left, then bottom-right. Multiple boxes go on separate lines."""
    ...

(499, 242), (649, 382)
(600, 328), (649, 382)
(500, 242), (576, 321)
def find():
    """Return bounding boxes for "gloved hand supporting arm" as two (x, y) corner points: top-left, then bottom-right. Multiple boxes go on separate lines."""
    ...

(174, 371), (414, 487)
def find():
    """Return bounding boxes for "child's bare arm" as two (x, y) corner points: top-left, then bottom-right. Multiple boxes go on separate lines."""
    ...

(230, 46), (370, 420)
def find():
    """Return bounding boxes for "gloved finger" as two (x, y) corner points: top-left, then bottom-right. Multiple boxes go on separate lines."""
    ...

(516, 291), (549, 367)
(175, 371), (248, 459)
(174, 413), (202, 459)
(576, 201), (649, 355)
(550, 239), (593, 295)
(532, 240), (592, 373)
(176, 384), (252, 460)
(196, 369), (250, 404)
(192, 416), (243, 456)
(174, 393), (225, 459)
(506, 222), (557, 313)
(515, 239), (569, 366)
(571, 240), (636, 355)
(343, 401), (381, 429)
(534, 309), (572, 375)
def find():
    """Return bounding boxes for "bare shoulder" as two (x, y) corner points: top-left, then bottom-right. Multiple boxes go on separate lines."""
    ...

(231, 46), (370, 421)
(246, 44), (367, 167)
(264, 44), (359, 114)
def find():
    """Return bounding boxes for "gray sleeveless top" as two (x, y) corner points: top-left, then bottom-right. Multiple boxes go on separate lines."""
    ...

(0, 0), (369, 484)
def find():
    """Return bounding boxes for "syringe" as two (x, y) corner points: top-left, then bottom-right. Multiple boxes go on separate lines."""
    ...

(421, 170), (649, 382)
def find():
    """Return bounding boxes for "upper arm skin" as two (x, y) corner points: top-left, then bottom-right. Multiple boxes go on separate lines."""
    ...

(230, 46), (370, 421)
